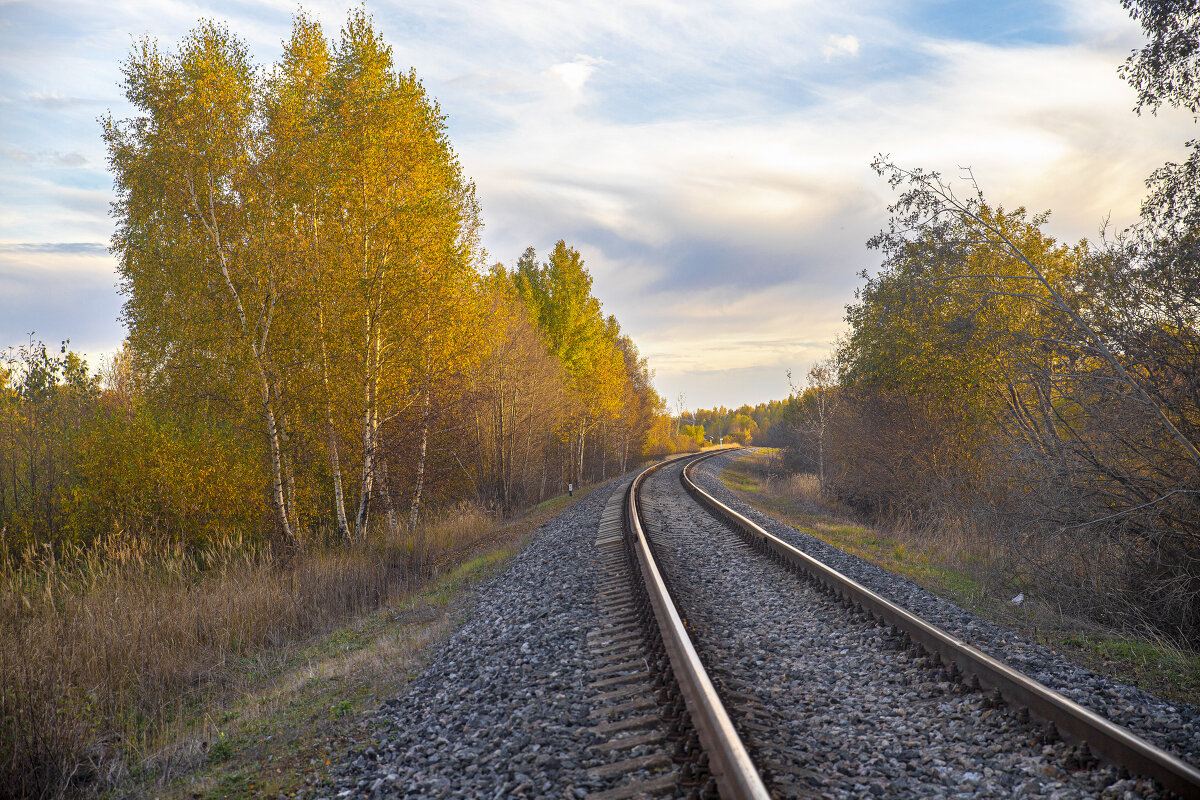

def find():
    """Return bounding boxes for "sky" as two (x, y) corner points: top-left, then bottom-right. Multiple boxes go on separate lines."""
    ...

(1, 0), (1196, 411)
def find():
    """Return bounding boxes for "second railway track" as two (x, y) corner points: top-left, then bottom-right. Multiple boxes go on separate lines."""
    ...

(621, 450), (1200, 799)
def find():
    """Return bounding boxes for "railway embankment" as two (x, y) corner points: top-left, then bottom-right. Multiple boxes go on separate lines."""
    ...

(127, 451), (1199, 799)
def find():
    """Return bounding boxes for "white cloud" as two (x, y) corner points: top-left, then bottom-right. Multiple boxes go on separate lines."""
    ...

(548, 57), (601, 94)
(2, 148), (88, 167)
(26, 92), (101, 108)
(822, 33), (861, 61)
(458, 15), (1193, 405)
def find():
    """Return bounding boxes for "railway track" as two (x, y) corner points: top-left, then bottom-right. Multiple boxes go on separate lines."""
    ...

(583, 455), (769, 799)
(590, 450), (1200, 799)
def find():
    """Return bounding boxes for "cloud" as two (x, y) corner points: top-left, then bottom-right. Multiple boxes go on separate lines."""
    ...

(2, 0), (1195, 408)
(460, 8), (1193, 407)
(2, 148), (89, 167)
(26, 92), (102, 108)
(547, 56), (602, 95)
(0, 242), (109, 255)
(52, 152), (87, 167)
(822, 33), (861, 61)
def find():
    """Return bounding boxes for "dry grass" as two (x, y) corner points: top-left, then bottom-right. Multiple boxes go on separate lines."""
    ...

(140, 548), (519, 800)
(0, 503), (499, 800)
(763, 472), (821, 505)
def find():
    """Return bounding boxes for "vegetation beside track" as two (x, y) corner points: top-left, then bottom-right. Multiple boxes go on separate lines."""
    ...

(2, 486), (596, 800)
(719, 450), (1200, 709)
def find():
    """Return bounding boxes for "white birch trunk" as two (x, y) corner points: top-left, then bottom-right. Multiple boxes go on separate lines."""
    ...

(354, 309), (378, 540)
(318, 305), (351, 542)
(408, 388), (431, 530)
(185, 170), (298, 550)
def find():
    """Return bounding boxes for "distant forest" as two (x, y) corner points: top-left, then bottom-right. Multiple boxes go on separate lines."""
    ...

(680, 400), (792, 446)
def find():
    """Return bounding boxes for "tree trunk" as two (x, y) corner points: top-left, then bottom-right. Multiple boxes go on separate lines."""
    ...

(816, 391), (826, 496)
(409, 388), (431, 530)
(497, 377), (507, 510)
(261, 377), (298, 548)
(539, 450), (548, 502)
(318, 304), (351, 542)
(284, 448), (299, 533)
(600, 422), (607, 481)
(355, 311), (378, 540)
(186, 172), (298, 550)
(381, 458), (399, 536)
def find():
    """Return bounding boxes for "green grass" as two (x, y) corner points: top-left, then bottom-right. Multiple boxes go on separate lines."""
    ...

(719, 469), (761, 494)
(804, 520), (986, 607)
(427, 549), (515, 607)
(1064, 634), (1200, 707)
(207, 733), (233, 763)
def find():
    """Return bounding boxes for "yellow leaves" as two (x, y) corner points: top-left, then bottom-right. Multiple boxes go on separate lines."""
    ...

(65, 407), (268, 549)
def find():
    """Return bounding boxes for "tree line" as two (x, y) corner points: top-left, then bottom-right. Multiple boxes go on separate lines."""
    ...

(686, 400), (792, 446)
(779, 1), (1200, 640)
(1, 11), (674, 558)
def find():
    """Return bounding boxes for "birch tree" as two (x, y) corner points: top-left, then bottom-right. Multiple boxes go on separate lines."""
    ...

(322, 11), (483, 536)
(105, 24), (301, 549)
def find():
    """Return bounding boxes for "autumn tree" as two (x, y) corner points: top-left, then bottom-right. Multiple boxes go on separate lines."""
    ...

(104, 11), (486, 545)
(0, 340), (98, 550)
(460, 276), (569, 511)
(318, 12), (483, 534)
(614, 335), (663, 471)
(512, 242), (612, 483)
(828, 152), (1200, 635)
(784, 357), (839, 494)
(105, 23), (303, 548)
(818, 0), (1200, 631)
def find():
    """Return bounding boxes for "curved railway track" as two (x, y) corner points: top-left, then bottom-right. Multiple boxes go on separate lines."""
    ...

(595, 449), (1200, 799)
(582, 454), (769, 800)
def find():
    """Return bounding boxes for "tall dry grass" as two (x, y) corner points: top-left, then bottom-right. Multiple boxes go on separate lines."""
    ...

(745, 458), (1013, 602)
(0, 505), (496, 799)
(762, 472), (822, 505)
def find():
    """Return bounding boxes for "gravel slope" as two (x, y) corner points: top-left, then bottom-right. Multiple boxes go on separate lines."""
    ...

(690, 451), (1200, 775)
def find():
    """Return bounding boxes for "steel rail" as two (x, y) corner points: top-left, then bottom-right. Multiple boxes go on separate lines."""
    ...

(682, 449), (1200, 798)
(627, 455), (771, 800)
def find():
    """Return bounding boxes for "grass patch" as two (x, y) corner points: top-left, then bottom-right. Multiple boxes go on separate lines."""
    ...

(719, 450), (1200, 708)
(1063, 634), (1200, 707)
(809, 521), (985, 605)
(142, 539), (524, 800)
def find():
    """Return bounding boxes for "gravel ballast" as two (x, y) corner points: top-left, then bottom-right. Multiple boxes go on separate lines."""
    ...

(643, 457), (1186, 798)
(317, 452), (1197, 799)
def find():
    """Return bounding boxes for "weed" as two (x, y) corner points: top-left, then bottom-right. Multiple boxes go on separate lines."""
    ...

(0, 493), (569, 798)
(208, 732), (233, 762)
